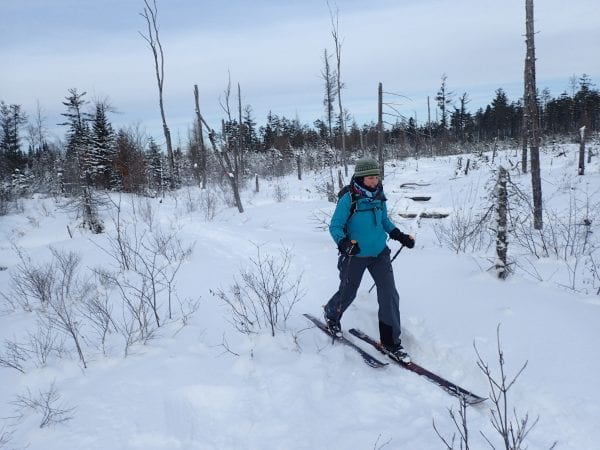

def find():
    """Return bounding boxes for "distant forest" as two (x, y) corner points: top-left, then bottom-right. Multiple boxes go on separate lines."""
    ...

(1, 73), (599, 205)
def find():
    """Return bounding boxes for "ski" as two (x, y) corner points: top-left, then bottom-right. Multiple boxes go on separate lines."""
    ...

(303, 314), (388, 368)
(349, 327), (486, 405)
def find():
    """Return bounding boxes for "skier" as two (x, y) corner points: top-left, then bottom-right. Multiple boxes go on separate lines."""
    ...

(324, 158), (415, 361)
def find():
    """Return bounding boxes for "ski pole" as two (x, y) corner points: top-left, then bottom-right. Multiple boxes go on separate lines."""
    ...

(368, 245), (404, 293)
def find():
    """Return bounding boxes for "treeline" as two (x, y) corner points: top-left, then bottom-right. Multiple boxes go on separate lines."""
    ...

(1, 74), (599, 206)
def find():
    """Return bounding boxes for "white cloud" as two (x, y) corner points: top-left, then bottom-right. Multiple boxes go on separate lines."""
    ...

(1, 0), (599, 142)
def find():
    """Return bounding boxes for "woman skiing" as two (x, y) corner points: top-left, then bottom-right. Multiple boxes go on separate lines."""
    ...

(323, 158), (414, 361)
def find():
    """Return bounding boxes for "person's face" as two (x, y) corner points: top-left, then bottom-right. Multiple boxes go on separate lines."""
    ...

(363, 175), (379, 188)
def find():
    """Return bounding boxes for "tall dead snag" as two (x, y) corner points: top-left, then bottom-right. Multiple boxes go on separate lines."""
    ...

(193, 85), (207, 188)
(495, 166), (509, 279)
(140, 0), (176, 188)
(524, 0), (543, 229)
(578, 125), (586, 175)
(214, 75), (244, 212)
(377, 82), (385, 179)
(195, 102), (244, 213)
(521, 83), (528, 174)
(237, 83), (245, 179)
(328, 3), (347, 176)
(320, 49), (337, 147)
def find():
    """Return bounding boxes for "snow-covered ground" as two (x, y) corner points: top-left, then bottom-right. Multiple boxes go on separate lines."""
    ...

(1, 144), (599, 449)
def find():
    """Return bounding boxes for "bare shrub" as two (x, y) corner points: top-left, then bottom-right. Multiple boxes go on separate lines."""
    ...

(41, 248), (92, 368)
(272, 180), (289, 203)
(0, 340), (27, 373)
(136, 196), (156, 231)
(0, 422), (14, 448)
(27, 321), (66, 368)
(13, 382), (75, 428)
(432, 396), (470, 450)
(511, 188), (596, 261)
(433, 326), (556, 450)
(81, 293), (117, 355)
(213, 244), (304, 336)
(200, 188), (218, 221)
(0, 322), (65, 373)
(93, 224), (194, 356)
(509, 185), (599, 292)
(4, 247), (92, 368)
(9, 246), (54, 311)
(475, 326), (557, 450)
(433, 201), (493, 254)
(183, 186), (199, 213)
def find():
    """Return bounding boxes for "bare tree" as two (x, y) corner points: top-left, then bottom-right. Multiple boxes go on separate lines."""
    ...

(320, 48), (337, 146)
(328, 2), (348, 176)
(521, 83), (528, 174)
(193, 85), (208, 188)
(578, 125), (586, 175)
(495, 166), (509, 279)
(197, 79), (244, 213)
(378, 82), (384, 178)
(139, 0), (176, 188)
(524, 0), (543, 229)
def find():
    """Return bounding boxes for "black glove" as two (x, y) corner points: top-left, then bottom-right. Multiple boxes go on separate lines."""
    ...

(389, 228), (415, 249)
(338, 237), (360, 256)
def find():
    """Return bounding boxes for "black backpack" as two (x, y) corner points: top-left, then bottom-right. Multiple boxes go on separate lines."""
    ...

(337, 185), (359, 218)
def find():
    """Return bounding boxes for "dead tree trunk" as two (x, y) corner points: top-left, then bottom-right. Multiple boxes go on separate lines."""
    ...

(377, 82), (385, 179)
(578, 125), (586, 175)
(329, 3), (347, 176)
(193, 85), (207, 189)
(521, 84), (528, 174)
(198, 115), (244, 213)
(296, 154), (302, 180)
(237, 83), (245, 180)
(496, 166), (509, 279)
(140, 0), (176, 188)
(524, 0), (543, 230)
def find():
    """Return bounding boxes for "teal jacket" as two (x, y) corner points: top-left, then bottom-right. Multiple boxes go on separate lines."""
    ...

(329, 190), (397, 257)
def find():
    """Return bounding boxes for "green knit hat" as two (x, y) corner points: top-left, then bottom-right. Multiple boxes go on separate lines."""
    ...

(353, 158), (380, 177)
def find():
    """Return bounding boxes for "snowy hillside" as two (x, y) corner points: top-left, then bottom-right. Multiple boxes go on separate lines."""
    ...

(1, 145), (599, 449)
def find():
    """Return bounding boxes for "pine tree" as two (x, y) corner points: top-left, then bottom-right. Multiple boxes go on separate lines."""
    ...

(145, 138), (164, 193)
(60, 89), (93, 191)
(90, 102), (116, 189)
(242, 105), (259, 152)
(491, 88), (511, 139)
(0, 101), (28, 177)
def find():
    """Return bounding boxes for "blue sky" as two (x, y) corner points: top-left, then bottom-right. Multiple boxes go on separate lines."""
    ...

(2, 0), (599, 146)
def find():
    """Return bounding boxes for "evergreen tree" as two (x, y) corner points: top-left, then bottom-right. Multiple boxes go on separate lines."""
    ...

(242, 105), (259, 152)
(90, 102), (116, 189)
(450, 93), (472, 142)
(574, 74), (600, 131)
(490, 88), (512, 139)
(145, 138), (164, 193)
(60, 88), (93, 191)
(0, 101), (28, 177)
(435, 74), (453, 130)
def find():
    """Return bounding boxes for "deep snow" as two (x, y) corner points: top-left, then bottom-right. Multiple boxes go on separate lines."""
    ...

(1, 145), (599, 449)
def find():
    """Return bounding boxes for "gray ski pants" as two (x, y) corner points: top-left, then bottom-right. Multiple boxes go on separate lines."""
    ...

(324, 246), (401, 345)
